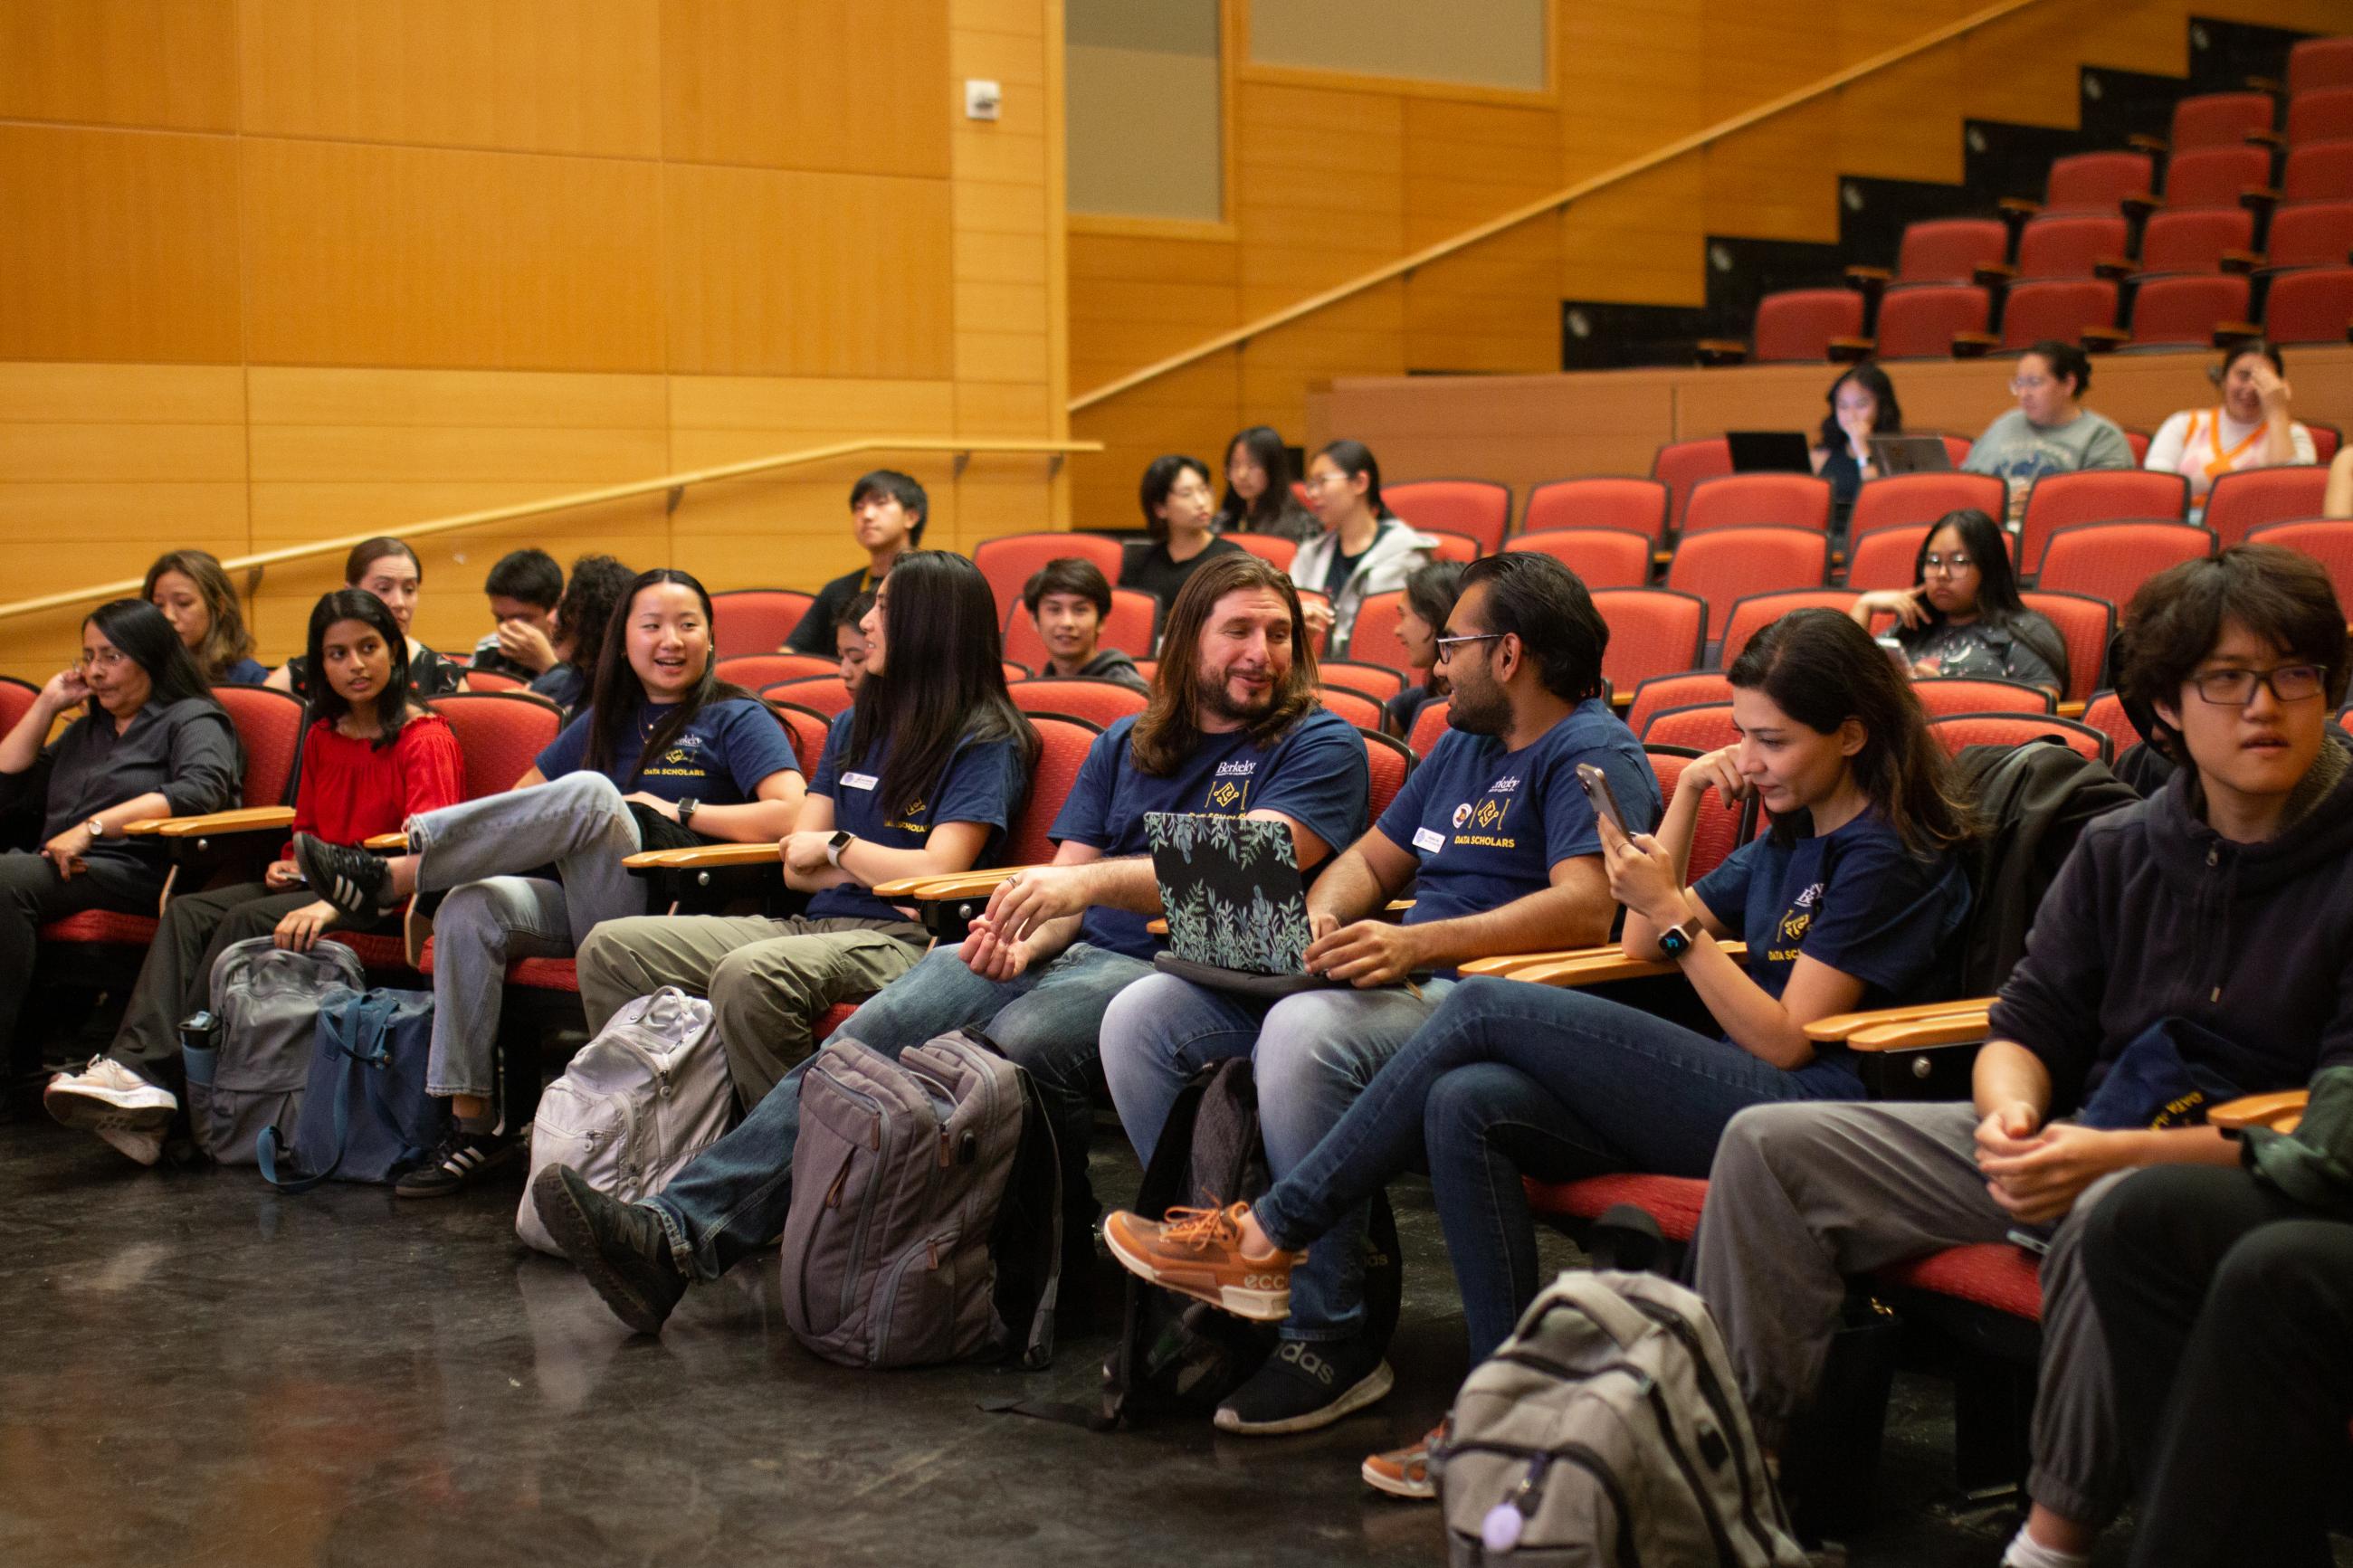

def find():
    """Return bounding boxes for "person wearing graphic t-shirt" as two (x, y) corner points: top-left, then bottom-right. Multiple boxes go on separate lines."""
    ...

(781, 470), (925, 655)
(1101, 609), (1973, 1491)
(1962, 342), (2134, 525)
(527, 553), (1367, 1338)
(1100, 551), (1661, 1437)
(292, 570), (803, 1196)
(575, 554), (1037, 1107)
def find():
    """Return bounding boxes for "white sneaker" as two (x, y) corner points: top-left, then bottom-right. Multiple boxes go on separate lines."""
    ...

(92, 1123), (165, 1166)
(45, 1056), (177, 1136)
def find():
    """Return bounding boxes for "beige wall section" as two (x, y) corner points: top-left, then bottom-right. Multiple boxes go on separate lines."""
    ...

(0, 0), (1072, 689)
(1070, 0), (2353, 525)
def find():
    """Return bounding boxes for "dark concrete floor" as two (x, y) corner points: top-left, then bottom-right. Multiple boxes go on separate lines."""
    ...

(0, 1114), (2291, 1568)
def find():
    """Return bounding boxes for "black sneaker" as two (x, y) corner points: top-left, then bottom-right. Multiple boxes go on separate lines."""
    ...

(529, 1164), (686, 1335)
(293, 833), (392, 918)
(395, 1123), (522, 1198)
(1215, 1333), (1395, 1435)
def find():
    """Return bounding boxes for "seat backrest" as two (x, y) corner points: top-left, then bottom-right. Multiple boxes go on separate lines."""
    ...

(2309, 422), (2341, 461)
(1220, 531), (1298, 571)
(1644, 744), (1753, 882)
(1361, 728), (1416, 822)
(2043, 151), (2154, 213)
(1627, 670), (1732, 738)
(1503, 527), (1654, 589)
(2126, 272), (2251, 346)
(2291, 37), (2353, 97)
(1321, 658), (1406, 700)
(2203, 465), (2332, 547)
(1000, 587), (1160, 670)
(767, 701), (834, 775)
(1407, 698), (1451, 760)
(1682, 472), (1834, 536)
(2017, 589), (2119, 704)
(2037, 521), (2215, 613)
(2288, 87), (2353, 147)
(972, 534), (1128, 629)
(1845, 471), (2008, 542)
(462, 668), (526, 694)
(2267, 200), (2353, 269)
(0, 677), (36, 740)
(2260, 264), (2353, 344)
(1521, 477), (1672, 544)
(2137, 206), (2254, 271)
(1642, 702), (1739, 754)
(214, 684), (310, 807)
(2161, 144), (2275, 208)
(1844, 522), (1934, 593)
(1005, 715), (1105, 866)
(1909, 677), (2055, 717)
(710, 589), (817, 660)
(716, 652), (839, 690)
(1416, 528), (1482, 565)
(1665, 527), (1831, 642)
(1897, 218), (2009, 283)
(2246, 519), (2353, 614)
(2018, 469), (2191, 573)
(1998, 279), (2118, 348)
(1751, 289), (1865, 362)
(1386, 480), (1510, 555)
(1007, 678), (1149, 728)
(1929, 712), (2110, 764)
(2015, 214), (2129, 279)
(1717, 589), (1861, 669)
(2078, 690), (2140, 758)
(2282, 138), (2353, 203)
(1317, 684), (1387, 731)
(1873, 284), (1991, 358)
(2169, 90), (2275, 151)
(767, 673), (856, 718)
(1343, 590), (1422, 680)
(1652, 437), (1734, 531)
(424, 690), (564, 801)
(1591, 587), (1710, 694)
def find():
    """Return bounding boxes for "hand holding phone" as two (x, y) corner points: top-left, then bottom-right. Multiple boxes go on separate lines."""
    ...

(1577, 763), (1628, 837)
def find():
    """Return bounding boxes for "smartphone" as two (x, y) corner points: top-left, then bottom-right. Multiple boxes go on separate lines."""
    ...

(1576, 763), (1628, 837)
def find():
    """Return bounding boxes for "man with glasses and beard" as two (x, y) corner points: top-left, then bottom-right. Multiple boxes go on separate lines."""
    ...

(1096, 551), (1659, 1435)
(528, 554), (1369, 1335)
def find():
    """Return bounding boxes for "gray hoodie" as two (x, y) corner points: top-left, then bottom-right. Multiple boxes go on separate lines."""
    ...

(1289, 517), (1436, 659)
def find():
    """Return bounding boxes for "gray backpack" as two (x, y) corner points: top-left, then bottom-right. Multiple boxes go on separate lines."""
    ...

(188, 935), (365, 1165)
(515, 986), (735, 1257)
(779, 1030), (1062, 1370)
(1442, 1271), (1806, 1568)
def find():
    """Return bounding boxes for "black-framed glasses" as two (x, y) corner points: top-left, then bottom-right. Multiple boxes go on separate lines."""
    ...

(1433, 632), (1504, 664)
(2187, 663), (2326, 706)
(1920, 552), (1975, 575)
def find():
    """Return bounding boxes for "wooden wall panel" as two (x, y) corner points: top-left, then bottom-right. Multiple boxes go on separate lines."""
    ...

(0, 0), (237, 129)
(237, 0), (663, 157)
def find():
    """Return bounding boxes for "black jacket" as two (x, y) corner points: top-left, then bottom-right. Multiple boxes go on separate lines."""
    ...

(1949, 740), (2141, 995)
(1989, 739), (2353, 1115)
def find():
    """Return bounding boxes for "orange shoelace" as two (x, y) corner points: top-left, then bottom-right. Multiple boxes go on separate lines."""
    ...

(1157, 1201), (1244, 1250)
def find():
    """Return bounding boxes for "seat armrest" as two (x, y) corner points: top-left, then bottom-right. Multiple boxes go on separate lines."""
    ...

(1847, 1006), (1994, 1051)
(123, 805), (297, 840)
(2120, 192), (2161, 221)
(893, 866), (1049, 903)
(2056, 698), (2086, 717)
(1694, 339), (1749, 367)
(1507, 942), (1749, 989)
(2244, 130), (2284, 152)
(365, 831), (409, 852)
(2092, 255), (2139, 281)
(2243, 73), (2283, 94)
(2218, 249), (2263, 275)
(628, 841), (782, 871)
(1827, 337), (1876, 363)
(1996, 197), (2042, 221)
(2127, 133), (2169, 156)
(1843, 265), (1891, 289)
(1950, 331), (1998, 358)
(1972, 261), (2018, 287)
(2081, 326), (2130, 353)
(2211, 320), (2264, 349)
(1805, 997), (1998, 1044)
(2208, 1089), (2307, 1134)
(1461, 944), (1614, 977)
(2238, 185), (2281, 214)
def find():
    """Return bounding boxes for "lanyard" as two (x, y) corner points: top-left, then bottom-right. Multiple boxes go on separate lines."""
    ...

(2198, 407), (2265, 481)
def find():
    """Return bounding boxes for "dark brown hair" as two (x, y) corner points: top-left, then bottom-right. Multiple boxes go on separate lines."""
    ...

(847, 551), (1036, 819)
(142, 548), (254, 682)
(1130, 553), (1319, 776)
(2117, 544), (2350, 760)
(1022, 556), (1113, 617)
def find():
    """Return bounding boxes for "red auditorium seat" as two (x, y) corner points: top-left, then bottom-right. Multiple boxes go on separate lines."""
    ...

(2158, 144), (2275, 209)
(1339, 591), (1424, 682)
(1845, 523), (1935, 593)
(1653, 437), (1734, 532)
(2123, 426), (2153, 466)
(2290, 37), (2353, 97)
(2162, 90), (2276, 152)
(431, 691), (564, 801)
(1002, 587), (1157, 668)
(1645, 745), (1752, 880)
(1520, 476), (1671, 544)
(2035, 151), (2155, 215)
(765, 674), (855, 717)
(766, 702), (833, 774)
(1007, 678), (1149, 727)
(1315, 684), (1386, 731)
(1407, 699), (1451, 760)
(1873, 284), (1991, 358)
(462, 668), (525, 693)
(2247, 519), (2353, 613)
(1681, 473), (1834, 536)
(1220, 531), (1298, 571)
(2136, 206), (2256, 272)
(2260, 265), (2353, 344)
(0, 677), (41, 736)
(1524, 1172), (1708, 1240)
(715, 653), (838, 690)
(1626, 671), (1732, 738)
(1718, 589), (1861, 668)
(1880, 1243), (2044, 1319)
(1641, 702), (1739, 753)
(2012, 214), (2129, 279)
(1590, 588), (1709, 695)
(2118, 273), (2251, 347)
(2311, 423), (2344, 461)
(2288, 87), (2353, 147)
(1416, 529), (1483, 565)
(2018, 590), (2116, 704)
(1894, 218), (2010, 283)
(2202, 466), (2332, 547)
(2017, 469), (2190, 574)
(1909, 677), (2054, 716)
(1666, 527), (1830, 644)
(709, 589), (817, 660)
(2080, 691), (2141, 759)
(972, 533), (1126, 628)
(1750, 289), (1867, 362)
(1929, 711), (2111, 763)
(2282, 139), (2353, 203)
(1386, 480), (1510, 555)
(1361, 730), (1416, 823)
(2266, 200), (2353, 268)
(1998, 279), (2118, 348)
(1504, 527), (1653, 589)
(1322, 659), (1406, 700)
(1844, 472), (2009, 542)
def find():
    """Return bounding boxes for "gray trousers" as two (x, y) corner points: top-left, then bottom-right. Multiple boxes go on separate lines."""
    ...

(1694, 1099), (2130, 1527)
(409, 772), (648, 1101)
(576, 913), (928, 1107)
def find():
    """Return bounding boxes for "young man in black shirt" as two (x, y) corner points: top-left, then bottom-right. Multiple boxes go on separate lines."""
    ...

(1022, 558), (1147, 691)
(782, 470), (924, 655)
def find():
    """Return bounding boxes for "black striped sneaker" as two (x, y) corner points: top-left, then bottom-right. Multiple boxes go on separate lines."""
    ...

(292, 833), (393, 918)
(395, 1123), (523, 1198)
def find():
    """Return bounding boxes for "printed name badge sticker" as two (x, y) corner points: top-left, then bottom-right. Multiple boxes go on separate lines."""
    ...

(1412, 826), (1447, 855)
(841, 772), (880, 791)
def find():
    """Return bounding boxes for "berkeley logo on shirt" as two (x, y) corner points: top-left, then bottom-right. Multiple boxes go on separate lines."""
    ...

(885, 796), (931, 833)
(1205, 757), (1259, 813)
(643, 734), (717, 784)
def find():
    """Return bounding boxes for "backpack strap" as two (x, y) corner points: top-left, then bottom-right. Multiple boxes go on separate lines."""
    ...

(259, 993), (399, 1194)
(1015, 1068), (1063, 1372)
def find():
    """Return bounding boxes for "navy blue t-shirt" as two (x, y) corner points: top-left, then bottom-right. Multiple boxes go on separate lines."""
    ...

(805, 711), (1031, 923)
(1053, 708), (1369, 960)
(1692, 807), (1971, 1012)
(1377, 700), (1661, 935)
(535, 697), (800, 806)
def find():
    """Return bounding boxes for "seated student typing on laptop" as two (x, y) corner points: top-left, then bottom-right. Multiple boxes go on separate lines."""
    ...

(528, 554), (1368, 1334)
(1102, 609), (1975, 1488)
(1098, 553), (1661, 1437)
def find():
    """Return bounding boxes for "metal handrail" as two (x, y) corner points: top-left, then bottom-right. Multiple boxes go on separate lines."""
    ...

(0, 435), (1100, 624)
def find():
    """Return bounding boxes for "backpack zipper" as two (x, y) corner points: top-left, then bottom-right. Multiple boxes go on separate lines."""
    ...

(1629, 1298), (1783, 1559)
(1443, 1438), (1642, 1568)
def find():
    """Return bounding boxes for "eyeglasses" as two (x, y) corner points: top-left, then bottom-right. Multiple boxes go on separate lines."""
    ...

(2008, 375), (2053, 394)
(2187, 663), (2327, 706)
(1300, 473), (1336, 491)
(1433, 632), (1504, 664)
(1920, 553), (1975, 575)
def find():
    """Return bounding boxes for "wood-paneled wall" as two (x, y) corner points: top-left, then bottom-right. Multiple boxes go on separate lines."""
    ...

(0, 0), (1071, 687)
(1069, 0), (2352, 524)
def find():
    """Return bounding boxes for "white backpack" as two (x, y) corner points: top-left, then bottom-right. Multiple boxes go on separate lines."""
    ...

(514, 987), (735, 1256)
(1441, 1270), (1808, 1568)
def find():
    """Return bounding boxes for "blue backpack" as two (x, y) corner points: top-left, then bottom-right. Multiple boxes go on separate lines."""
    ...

(258, 989), (448, 1193)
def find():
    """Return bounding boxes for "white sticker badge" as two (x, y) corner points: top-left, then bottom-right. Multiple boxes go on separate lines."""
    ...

(840, 772), (880, 791)
(1412, 826), (1447, 855)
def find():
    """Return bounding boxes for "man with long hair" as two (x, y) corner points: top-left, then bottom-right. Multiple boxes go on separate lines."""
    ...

(529, 554), (1370, 1337)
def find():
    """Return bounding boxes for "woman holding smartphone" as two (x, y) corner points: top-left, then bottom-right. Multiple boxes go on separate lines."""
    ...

(1099, 610), (1976, 1494)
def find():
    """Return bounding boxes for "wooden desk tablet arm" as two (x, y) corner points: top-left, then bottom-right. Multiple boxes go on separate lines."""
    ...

(1505, 944), (1750, 989)
(2208, 1089), (2307, 1135)
(121, 805), (297, 841)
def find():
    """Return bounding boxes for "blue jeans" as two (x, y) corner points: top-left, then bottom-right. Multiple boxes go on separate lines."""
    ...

(646, 939), (1153, 1279)
(1250, 975), (1865, 1363)
(1098, 973), (1453, 1343)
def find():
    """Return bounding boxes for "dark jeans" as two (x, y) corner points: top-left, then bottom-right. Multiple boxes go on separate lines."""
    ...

(2082, 1164), (2353, 1568)
(0, 851), (149, 1074)
(1250, 975), (1865, 1364)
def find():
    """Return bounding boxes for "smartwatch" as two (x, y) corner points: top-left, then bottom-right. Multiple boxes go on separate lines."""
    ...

(825, 830), (855, 868)
(1656, 914), (1706, 959)
(676, 797), (700, 831)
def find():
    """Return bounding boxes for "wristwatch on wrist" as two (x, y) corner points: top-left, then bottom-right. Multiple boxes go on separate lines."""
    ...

(83, 816), (106, 841)
(825, 830), (855, 868)
(675, 797), (700, 831)
(1656, 913), (1706, 959)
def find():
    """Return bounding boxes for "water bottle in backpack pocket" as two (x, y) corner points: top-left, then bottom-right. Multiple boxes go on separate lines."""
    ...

(188, 936), (366, 1165)
(257, 988), (447, 1193)
(515, 986), (735, 1257)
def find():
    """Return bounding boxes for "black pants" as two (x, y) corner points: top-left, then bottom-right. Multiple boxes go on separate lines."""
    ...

(0, 851), (148, 1074)
(2081, 1163), (2353, 1568)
